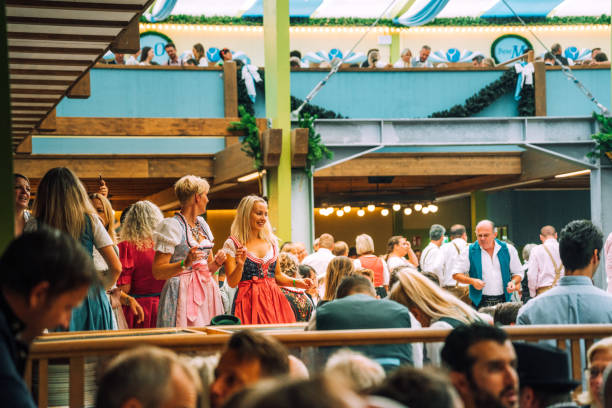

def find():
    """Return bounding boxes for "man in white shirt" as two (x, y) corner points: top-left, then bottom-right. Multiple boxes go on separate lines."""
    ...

(527, 225), (564, 297)
(439, 224), (470, 303)
(420, 224), (445, 283)
(412, 45), (433, 68)
(302, 233), (335, 280)
(393, 48), (412, 68)
(451, 220), (523, 308)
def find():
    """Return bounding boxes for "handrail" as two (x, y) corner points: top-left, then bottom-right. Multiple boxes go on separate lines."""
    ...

(496, 50), (534, 67)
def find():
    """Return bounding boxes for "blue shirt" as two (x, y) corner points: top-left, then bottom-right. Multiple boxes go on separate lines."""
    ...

(516, 276), (612, 325)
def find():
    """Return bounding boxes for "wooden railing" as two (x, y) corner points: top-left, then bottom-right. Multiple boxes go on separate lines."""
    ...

(25, 324), (612, 407)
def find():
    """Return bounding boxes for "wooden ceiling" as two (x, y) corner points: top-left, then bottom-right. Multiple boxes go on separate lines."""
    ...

(7, 0), (151, 149)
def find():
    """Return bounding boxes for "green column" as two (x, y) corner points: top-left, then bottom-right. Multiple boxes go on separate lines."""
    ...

(390, 32), (400, 65)
(0, 4), (14, 253)
(470, 191), (487, 241)
(264, 0), (292, 242)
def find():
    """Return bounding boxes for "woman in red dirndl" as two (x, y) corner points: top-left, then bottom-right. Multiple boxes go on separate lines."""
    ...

(223, 195), (314, 325)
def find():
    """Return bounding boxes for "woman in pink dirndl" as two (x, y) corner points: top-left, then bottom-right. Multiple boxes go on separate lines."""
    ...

(223, 195), (314, 325)
(152, 175), (226, 327)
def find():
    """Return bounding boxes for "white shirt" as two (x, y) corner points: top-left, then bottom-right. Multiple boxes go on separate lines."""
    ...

(393, 58), (411, 68)
(451, 241), (524, 296)
(387, 255), (417, 272)
(440, 238), (469, 287)
(420, 242), (444, 282)
(302, 248), (335, 279)
(354, 255), (390, 285)
(527, 238), (564, 297)
(412, 57), (433, 68)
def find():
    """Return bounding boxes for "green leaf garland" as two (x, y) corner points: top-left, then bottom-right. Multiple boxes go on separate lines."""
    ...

(298, 113), (334, 177)
(588, 112), (612, 159)
(229, 106), (264, 171)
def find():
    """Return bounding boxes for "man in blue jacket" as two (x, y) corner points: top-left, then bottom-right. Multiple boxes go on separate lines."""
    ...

(451, 220), (523, 308)
(0, 229), (95, 407)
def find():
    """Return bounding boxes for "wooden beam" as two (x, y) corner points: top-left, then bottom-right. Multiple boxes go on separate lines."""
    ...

(9, 58), (91, 66)
(10, 79), (73, 85)
(6, 1), (144, 12)
(262, 128), (282, 168)
(291, 128), (309, 168)
(7, 32), (116, 42)
(534, 61), (547, 116)
(11, 97), (57, 103)
(110, 18), (140, 54)
(15, 135), (32, 154)
(14, 155), (215, 179)
(10, 69), (81, 76)
(214, 142), (256, 185)
(435, 175), (518, 195)
(11, 88), (64, 95)
(223, 61), (238, 118)
(143, 187), (179, 211)
(37, 108), (56, 131)
(9, 46), (102, 55)
(314, 153), (523, 177)
(6, 16), (128, 28)
(521, 148), (583, 180)
(67, 71), (90, 98)
(35, 117), (268, 136)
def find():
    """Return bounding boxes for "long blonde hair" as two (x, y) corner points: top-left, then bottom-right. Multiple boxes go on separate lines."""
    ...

(324, 256), (355, 301)
(120, 200), (164, 250)
(90, 193), (117, 244)
(389, 268), (480, 326)
(33, 167), (97, 240)
(230, 195), (276, 247)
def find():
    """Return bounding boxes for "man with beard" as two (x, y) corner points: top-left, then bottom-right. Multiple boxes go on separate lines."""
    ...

(441, 324), (519, 408)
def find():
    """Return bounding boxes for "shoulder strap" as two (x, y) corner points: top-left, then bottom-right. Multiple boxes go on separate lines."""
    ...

(452, 242), (460, 254)
(541, 244), (563, 286)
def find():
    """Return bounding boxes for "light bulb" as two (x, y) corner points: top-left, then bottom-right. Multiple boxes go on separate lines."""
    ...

(414, 203), (423, 211)
(392, 204), (401, 211)
(367, 204), (375, 212)
(318, 208), (327, 216)
(381, 209), (389, 216)
(336, 210), (344, 217)
(429, 204), (439, 213)
(357, 209), (365, 217)
(343, 205), (351, 213)
(422, 207), (430, 214)
(404, 208), (412, 215)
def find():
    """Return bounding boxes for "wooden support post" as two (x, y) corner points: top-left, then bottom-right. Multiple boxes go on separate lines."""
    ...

(223, 61), (238, 118)
(527, 49), (534, 63)
(534, 61), (547, 116)
(291, 128), (309, 168)
(110, 18), (140, 54)
(67, 71), (90, 99)
(0, 0), (14, 251)
(262, 128), (282, 168)
(69, 357), (85, 408)
(37, 107), (56, 131)
(37, 359), (48, 408)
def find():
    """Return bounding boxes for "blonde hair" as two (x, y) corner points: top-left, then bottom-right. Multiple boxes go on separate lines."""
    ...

(278, 252), (299, 278)
(355, 234), (375, 255)
(577, 337), (612, 405)
(33, 167), (97, 240)
(120, 200), (164, 250)
(230, 195), (276, 247)
(324, 256), (355, 301)
(355, 268), (374, 284)
(332, 241), (349, 256)
(390, 268), (480, 326)
(90, 193), (117, 244)
(174, 175), (210, 205)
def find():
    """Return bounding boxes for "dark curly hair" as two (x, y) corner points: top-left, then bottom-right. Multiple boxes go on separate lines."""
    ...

(559, 220), (603, 271)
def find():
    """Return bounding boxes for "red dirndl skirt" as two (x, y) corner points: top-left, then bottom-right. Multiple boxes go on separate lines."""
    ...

(234, 276), (297, 325)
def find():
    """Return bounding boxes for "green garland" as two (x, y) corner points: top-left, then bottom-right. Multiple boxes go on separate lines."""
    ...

(430, 68), (534, 118)
(588, 112), (612, 159)
(142, 14), (610, 27)
(229, 106), (264, 171)
(298, 113), (333, 177)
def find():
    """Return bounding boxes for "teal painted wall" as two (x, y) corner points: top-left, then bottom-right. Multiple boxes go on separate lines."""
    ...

(546, 69), (610, 117)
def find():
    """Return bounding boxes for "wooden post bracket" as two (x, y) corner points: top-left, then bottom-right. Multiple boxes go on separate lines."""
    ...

(67, 71), (90, 99)
(291, 128), (309, 168)
(262, 128), (282, 168)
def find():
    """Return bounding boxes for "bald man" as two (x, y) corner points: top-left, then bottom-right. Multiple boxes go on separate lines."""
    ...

(451, 220), (523, 308)
(527, 225), (564, 297)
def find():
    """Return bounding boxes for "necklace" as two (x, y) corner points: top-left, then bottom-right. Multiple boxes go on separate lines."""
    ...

(178, 212), (201, 243)
(189, 224), (201, 242)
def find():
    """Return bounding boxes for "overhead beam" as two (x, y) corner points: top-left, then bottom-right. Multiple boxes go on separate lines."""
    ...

(143, 187), (179, 211)
(435, 175), (519, 195)
(6, 17), (128, 28)
(314, 153), (523, 177)
(213, 143), (256, 185)
(6, 1), (145, 13)
(9, 46), (102, 55)
(10, 69), (82, 76)
(520, 148), (584, 180)
(13, 155), (215, 179)
(9, 58), (92, 66)
(35, 117), (268, 136)
(8, 32), (116, 42)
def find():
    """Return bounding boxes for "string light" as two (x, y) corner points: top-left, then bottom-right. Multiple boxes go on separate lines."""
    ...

(357, 209), (365, 217)
(319, 208), (328, 216)
(392, 204), (401, 211)
(422, 207), (430, 214)
(336, 210), (344, 217)
(367, 204), (375, 212)
(428, 204), (439, 213)
(343, 205), (351, 213)
(381, 209), (389, 216)
(414, 204), (423, 212)
(404, 208), (412, 215)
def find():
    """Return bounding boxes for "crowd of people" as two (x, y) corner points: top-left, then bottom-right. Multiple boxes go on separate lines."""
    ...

(6, 169), (612, 407)
(105, 42), (608, 69)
